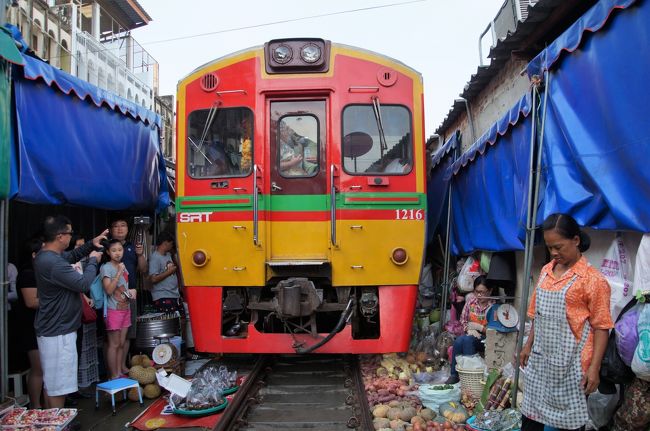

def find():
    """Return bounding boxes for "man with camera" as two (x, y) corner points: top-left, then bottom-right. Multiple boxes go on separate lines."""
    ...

(109, 217), (147, 374)
(34, 215), (106, 408)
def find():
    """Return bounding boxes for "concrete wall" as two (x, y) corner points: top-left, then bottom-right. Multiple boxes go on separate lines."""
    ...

(445, 58), (531, 151)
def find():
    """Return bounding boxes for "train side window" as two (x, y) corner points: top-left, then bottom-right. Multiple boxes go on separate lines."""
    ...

(278, 115), (320, 178)
(341, 104), (412, 175)
(187, 107), (254, 178)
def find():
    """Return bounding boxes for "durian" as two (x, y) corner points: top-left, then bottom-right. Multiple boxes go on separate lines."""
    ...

(143, 383), (161, 399)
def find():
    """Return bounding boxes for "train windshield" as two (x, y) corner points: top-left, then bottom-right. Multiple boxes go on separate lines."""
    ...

(341, 105), (412, 175)
(278, 114), (320, 178)
(186, 107), (254, 178)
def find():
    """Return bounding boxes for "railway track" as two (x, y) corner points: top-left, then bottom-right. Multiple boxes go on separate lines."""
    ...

(215, 354), (373, 431)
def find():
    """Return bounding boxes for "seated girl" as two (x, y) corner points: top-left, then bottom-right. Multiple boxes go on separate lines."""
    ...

(446, 275), (495, 384)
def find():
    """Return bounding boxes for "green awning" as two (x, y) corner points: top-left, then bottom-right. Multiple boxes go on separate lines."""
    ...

(0, 28), (20, 199)
(0, 27), (23, 66)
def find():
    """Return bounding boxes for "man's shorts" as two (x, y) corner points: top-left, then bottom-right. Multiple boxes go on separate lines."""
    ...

(37, 332), (78, 396)
(153, 297), (186, 318)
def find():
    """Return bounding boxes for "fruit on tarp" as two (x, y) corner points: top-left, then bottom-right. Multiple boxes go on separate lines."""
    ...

(143, 383), (161, 399)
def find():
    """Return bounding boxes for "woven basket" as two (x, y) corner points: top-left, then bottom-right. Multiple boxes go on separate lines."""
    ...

(456, 366), (484, 398)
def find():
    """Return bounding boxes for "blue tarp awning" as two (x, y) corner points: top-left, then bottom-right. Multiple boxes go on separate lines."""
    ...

(10, 54), (169, 211)
(447, 93), (532, 255)
(426, 132), (458, 243)
(533, 0), (650, 231)
(526, 0), (637, 78)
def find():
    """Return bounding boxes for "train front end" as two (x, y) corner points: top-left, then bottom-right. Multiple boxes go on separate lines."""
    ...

(176, 39), (426, 354)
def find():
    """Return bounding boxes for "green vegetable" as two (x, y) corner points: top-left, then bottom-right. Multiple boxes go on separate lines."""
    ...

(430, 384), (454, 390)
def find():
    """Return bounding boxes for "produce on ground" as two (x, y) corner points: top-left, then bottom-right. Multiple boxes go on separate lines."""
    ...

(438, 401), (468, 424)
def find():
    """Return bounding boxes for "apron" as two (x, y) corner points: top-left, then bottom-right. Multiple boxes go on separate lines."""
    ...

(521, 273), (591, 429)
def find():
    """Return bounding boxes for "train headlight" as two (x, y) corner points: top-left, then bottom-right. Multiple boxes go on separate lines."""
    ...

(300, 43), (321, 63)
(192, 249), (210, 267)
(390, 247), (408, 265)
(272, 44), (292, 64)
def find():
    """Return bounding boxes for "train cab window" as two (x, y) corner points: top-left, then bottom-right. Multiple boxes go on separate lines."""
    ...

(278, 115), (320, 178)
(342, 105), (412, 175)
(187, 107), (253, 178)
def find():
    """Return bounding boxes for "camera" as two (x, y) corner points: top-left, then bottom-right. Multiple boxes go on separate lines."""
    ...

(134, 216), (151, 225)
(98, 238), (111, 250)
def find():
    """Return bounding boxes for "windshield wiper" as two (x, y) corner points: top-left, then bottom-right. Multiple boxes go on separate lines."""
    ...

(188, 136), (212, 165)
(371, 96), (388, 158)
(198, 101), (221, 152)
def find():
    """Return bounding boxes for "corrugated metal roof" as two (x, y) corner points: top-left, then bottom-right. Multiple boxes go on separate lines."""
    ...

(435, 0), (596, 135)
(99, 0), (152, 30)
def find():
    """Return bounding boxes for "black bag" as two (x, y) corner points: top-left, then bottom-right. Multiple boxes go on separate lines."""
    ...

(598, 298), (637, 394)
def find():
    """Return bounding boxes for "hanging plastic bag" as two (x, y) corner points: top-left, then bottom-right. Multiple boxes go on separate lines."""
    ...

(633, 234), (650, 295)
(631, 303), (650, 381)
(457, 256), (481, 293)
(615, 304), (640, 367)
(587, 388), (620, 429)
(599, 234), (633, 321)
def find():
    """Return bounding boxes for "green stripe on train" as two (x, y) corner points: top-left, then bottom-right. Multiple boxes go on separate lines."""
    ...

(178, 192), (425, 212)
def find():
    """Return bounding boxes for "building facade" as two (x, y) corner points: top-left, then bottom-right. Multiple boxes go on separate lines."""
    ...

(6, 0), (158, 109)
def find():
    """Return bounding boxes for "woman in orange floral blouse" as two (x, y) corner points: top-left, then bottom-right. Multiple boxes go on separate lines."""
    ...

(520, 214), (613, 431)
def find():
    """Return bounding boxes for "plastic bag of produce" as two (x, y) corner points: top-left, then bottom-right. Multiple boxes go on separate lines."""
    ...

(413, 367), (450, 385)
(599, 235), (633, 321)
(615, 305), (640, 366)
(419, 383), (460, 412)
(631, 303), (650, 381)
(457, 256), (482, 293)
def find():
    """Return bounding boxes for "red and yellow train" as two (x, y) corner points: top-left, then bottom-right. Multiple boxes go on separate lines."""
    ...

(176, 38), (426, 354)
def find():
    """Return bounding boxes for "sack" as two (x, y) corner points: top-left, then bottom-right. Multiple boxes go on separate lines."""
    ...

(89, 274), (105, 310)
(631, 303), (650, 381)
(600, 298), (637, 391)
(633, 234), (650, 296)
(457, 256), (481, 293)
(599, 234), (633, 321)
(616, 305), (640, 366)
(80, 293), (97, 323)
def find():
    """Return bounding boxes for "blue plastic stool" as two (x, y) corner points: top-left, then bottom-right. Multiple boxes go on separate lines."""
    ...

(95, 378), (143, 415)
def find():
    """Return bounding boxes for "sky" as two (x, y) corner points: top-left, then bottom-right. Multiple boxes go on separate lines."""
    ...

(135, 0), (505, 137)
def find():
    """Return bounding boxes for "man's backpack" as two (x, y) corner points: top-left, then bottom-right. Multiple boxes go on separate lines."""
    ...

(599, 298), (637, 394)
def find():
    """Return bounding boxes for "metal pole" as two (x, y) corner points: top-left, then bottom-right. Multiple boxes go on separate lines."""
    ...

(0, 199), (7, 401)
(512, 71), (550, 402)
(440, 138), (458, 331)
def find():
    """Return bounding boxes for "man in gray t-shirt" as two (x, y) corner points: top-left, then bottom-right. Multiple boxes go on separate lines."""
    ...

(148, 231), (183, 316)
(34, 215), (106, 408)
